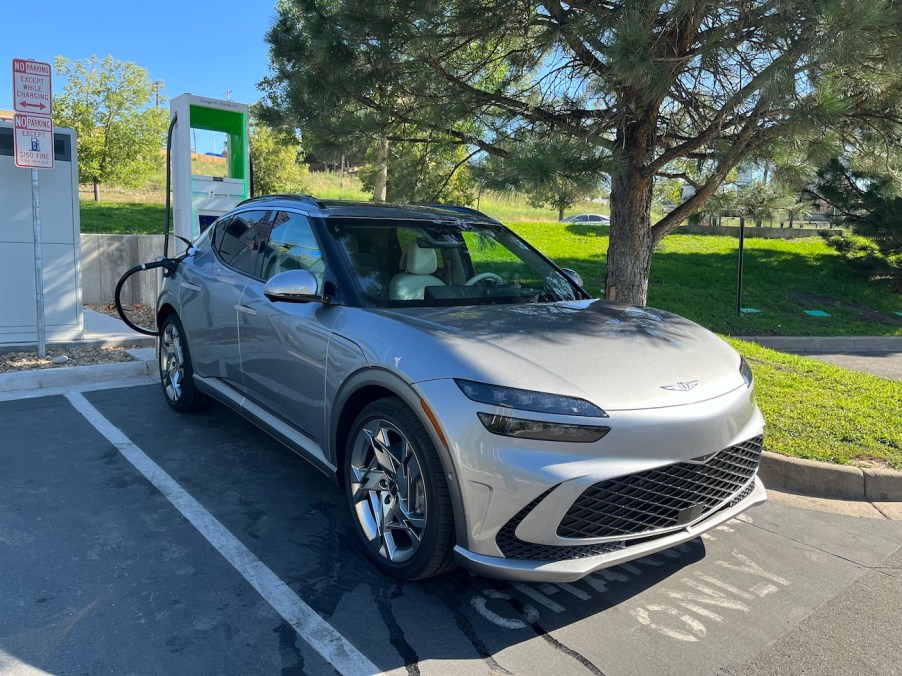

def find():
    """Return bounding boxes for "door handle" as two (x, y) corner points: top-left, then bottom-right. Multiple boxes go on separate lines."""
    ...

(235, 304), (257, 317)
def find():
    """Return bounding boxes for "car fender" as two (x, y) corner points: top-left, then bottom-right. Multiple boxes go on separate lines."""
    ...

(330, 366), (470, 550)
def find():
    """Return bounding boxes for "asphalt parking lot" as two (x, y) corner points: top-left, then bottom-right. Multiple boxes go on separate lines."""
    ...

(2, 382), (901, 675)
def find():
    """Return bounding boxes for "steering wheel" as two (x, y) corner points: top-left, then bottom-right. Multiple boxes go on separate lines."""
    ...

(465, 272), (504, 286)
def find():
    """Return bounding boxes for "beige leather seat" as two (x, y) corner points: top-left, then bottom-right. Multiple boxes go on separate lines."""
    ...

(389, 242), (446, 300)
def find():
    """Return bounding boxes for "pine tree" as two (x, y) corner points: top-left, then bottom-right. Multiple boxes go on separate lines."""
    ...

(262, 0), (902, 305)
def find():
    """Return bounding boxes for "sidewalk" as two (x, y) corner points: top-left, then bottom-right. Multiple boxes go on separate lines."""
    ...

(82, 308), (157, 348)
(0, 309), (156, 354)
(739, 335), (902, 381)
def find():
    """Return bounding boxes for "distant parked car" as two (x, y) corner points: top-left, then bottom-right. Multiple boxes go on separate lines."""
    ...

(563, 213), (610, 225)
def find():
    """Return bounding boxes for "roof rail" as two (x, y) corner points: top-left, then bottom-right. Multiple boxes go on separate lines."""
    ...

(415, 203), (502, 223)
(237, 194), (326, 209)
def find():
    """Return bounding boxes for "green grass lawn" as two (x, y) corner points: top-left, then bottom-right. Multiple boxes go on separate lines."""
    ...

(729, 340), (902, 469)
(80, 202), (166, 234)
(508, 221), (901, 337)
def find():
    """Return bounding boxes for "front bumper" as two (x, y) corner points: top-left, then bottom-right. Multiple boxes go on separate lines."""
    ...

(452, 476), (766, 582)
(415, 378), (764, 559)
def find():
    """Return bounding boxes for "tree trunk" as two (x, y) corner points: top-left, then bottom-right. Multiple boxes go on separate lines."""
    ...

(559, 205), (565, 221)
(604, 113), (658, 306)
(93, 180), (100, 202)
(605, 170), (654, 306)
(373, 138), (388, 202)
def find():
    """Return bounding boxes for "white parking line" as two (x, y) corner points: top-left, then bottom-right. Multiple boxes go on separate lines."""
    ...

(65, 392), (381, 676)
(0, 374), (156, 402)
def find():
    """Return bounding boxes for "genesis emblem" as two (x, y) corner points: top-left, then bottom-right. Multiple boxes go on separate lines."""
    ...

(661, 380), (699, 391)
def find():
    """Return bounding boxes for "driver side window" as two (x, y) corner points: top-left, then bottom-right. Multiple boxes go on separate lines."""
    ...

(262, 212), (325, 286)
(212, 210), (270, 277)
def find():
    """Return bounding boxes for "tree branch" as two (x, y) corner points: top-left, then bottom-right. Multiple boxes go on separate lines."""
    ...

(657, 171), (700, 189)
(644, 24), (813, 176)
(652, 106), (766, 239)
(431, 147), (481, 201)
(423, 56), (613, 146)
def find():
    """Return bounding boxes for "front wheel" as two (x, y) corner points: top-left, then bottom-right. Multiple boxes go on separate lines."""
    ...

(158, 314), (209, 412)
(345, 397), (455, 580)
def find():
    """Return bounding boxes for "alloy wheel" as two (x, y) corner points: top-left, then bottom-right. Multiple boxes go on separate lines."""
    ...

(160, 321), (185, 403)
(349, 419), (428, 564)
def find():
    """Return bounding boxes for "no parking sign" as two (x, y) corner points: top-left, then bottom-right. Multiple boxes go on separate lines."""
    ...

(14, 113), (54, 169)
(12, 59), (54, 170)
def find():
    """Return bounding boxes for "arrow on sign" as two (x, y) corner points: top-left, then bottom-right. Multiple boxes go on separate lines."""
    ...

(19, 101), (48, 111)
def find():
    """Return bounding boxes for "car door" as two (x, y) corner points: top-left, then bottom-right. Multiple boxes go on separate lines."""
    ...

(237, 210), (340, 445)
(179, 209), (269, 391)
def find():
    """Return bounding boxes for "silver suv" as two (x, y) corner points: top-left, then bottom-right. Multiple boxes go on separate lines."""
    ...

(156, 196), (766, 581)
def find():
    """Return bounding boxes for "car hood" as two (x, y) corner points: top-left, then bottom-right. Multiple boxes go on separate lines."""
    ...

(363, 300), (744, 412)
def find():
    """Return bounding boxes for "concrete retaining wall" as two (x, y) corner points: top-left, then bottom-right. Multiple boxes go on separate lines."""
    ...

(80, 234), (165, 305)
(678, 224), (843, 239)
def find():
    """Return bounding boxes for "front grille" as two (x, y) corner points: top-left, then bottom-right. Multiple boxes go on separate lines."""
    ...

(556, 435), (762, 539)
(496, 488), (629, 561)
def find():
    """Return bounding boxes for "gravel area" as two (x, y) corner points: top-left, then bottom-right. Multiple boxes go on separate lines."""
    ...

(86, 303), (156, 331)
(0, 345), (143, 374)
(0, 304), (155, 374)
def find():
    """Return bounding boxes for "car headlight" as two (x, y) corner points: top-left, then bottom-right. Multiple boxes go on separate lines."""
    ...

(454, 379), (607, 417)
(740, 357), (753, 387)
(477, 412), (610, 443)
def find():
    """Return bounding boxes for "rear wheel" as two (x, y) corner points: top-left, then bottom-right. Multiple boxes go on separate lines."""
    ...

(158, 314), (209, 412)
(345, 397), (455, 580)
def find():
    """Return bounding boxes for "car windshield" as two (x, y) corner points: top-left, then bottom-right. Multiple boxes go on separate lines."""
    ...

(324, 218), (583, 307)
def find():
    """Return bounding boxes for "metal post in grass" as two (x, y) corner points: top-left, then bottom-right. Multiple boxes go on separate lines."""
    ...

(736, 216), (746, 315)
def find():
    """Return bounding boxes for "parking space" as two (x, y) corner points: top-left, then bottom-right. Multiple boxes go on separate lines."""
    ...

(2, 383), (900, 675)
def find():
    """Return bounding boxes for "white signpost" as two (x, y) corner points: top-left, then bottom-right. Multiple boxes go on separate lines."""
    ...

(11, 58), (54, 357)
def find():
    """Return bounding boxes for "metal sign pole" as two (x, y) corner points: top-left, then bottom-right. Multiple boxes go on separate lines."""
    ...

(31, 168), (46, 357)
(736, 216), (746, 315)
(13, 58), (54, 357)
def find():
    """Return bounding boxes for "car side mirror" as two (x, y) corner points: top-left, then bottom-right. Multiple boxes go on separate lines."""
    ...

(561, 268), (584, 288)
(263, 269), (330, 303)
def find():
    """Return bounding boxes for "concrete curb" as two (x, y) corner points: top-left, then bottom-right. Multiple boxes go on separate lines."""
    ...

(0, 352), (156, 394)
(760, 451), (902, 502)
(739, 336), (902, 353)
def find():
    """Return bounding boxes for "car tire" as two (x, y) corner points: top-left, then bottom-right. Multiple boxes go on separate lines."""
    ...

(158, 314), (209, 413)
(345, 396), (455, 580)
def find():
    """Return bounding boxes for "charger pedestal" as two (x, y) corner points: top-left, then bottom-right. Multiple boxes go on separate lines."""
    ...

(170, 94), (250, 243)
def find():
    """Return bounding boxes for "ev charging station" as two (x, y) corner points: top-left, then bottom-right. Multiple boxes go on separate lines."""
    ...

(170, 94), (250, 242)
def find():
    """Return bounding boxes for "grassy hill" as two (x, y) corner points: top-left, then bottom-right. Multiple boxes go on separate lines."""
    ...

(80, 165), (611, 223)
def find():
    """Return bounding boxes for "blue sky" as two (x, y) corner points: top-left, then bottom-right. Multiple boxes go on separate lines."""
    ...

(2, 0), (279, 152)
